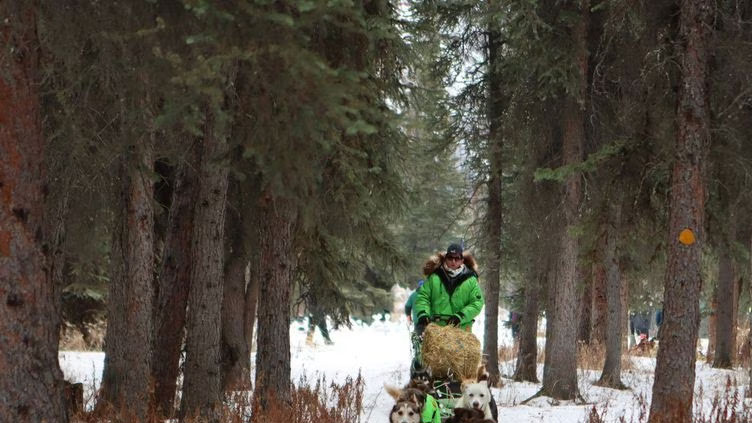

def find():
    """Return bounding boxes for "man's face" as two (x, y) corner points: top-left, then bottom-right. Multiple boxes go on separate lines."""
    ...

(445, 254), (463, 270)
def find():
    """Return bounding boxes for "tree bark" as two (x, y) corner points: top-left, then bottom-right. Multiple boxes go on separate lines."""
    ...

(712, 243), (736, 368)
(482, 24), (504, 388)
(541, 0), (588, 401)
(591, 261), (608, 344)
(597, 202), (625, 389)
(514, 268), (541, 383)
(99, 143), (155, 421)
(221, 181), (252, 391)
(0, 3), (68, 421)
(253, 194), (298, 411)
(706, 286), (717, 363)
(648, 0), (713, 421)
(180, 120), (230, 422)
(578, 270), (592, 344)
(151, 144), (200, 418)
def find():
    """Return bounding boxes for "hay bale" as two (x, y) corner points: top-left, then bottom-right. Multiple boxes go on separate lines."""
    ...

(421, 323), (481, 380)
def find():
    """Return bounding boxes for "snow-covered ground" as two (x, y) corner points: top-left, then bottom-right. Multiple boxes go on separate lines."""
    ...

(59, 312), (750, 422)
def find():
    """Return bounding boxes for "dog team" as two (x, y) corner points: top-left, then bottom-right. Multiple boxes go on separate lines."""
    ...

(386, 364), (496, 423)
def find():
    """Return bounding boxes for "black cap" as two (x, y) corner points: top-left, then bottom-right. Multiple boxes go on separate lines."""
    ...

(446, 243), (463, 257)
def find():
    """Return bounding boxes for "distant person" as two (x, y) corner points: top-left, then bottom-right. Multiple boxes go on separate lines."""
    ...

(507, 311), (521, 339)
(306, 312), (334, 346)
(404, 279), (424, 326)
(305, 296), (334, 346)
(629, 311), (650, 345)
(654, 309), (664, 340)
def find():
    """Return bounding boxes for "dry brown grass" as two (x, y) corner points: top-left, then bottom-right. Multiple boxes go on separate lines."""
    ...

(498, 343), (517, 364)
(735, 322), (750, 368)
(577, 341), (606, 371)
(60, 320), (106, 351)
(583, 377), (751, 423)
(250, 374), (364, 423)
(68, 373), (364, 423)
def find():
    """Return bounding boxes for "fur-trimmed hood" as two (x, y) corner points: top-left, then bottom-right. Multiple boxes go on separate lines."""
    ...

(423, 252), (478, 277)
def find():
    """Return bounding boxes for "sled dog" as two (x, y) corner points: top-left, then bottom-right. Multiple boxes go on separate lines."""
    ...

(456, 365), (495, 421)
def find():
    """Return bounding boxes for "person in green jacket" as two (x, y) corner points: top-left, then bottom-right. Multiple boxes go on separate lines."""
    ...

(404, 279), (424, 327)
(414, 243), (484, 334)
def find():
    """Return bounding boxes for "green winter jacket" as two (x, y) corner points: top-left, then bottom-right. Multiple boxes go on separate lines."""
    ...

(414, 254), (484, 330)
(421, 394), (441, 423)
(404, 289), (419, 325)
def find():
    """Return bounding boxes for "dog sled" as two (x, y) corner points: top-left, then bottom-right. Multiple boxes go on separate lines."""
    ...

(409, 317), (498, 422)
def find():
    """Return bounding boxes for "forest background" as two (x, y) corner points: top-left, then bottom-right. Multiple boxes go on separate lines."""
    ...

(1, 0), (752, 423)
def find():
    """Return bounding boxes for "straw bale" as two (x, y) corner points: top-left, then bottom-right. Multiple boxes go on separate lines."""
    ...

(421, 323), (481, 380)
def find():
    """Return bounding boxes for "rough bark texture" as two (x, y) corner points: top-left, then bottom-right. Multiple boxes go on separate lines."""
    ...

(180, 126), (230, 422)
(220, 185), (251, 391)
(648, 0), (713, 421)
(541, 0), (588, 401)
(0, 3), (68, 421)
(591, 261), (608, 344)
(706, 286), (717, 363)
(253, 195), (297, 410)
(99, 145), (155, 421)
(578, 271), (592, 344)
(597, 203), (625, 389)
(712, 245), (736, 368)
(514, 269), (541, 383)
(482, 25), (504, 387)
(152, 145), (200, 418)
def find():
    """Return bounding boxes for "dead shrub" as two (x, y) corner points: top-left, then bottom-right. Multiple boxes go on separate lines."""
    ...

(498, 344), (517, 364)
(70, 373), (363, 423)
(60, 319), (106, 351)
(735, 322), (750, 368)
(694, 377), (752, 423)
(582, 378), (752, 423)
(250, 373), (364, 423)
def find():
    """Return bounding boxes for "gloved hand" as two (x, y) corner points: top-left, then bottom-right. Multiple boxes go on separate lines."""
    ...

(447, 315), (461, 326)
(416, 316), (429, 333)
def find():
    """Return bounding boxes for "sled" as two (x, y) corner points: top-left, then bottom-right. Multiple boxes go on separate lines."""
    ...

(409, 317), (498, 422)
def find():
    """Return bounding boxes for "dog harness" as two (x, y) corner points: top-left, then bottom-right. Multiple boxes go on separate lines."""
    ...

(422, 394), (441, 423)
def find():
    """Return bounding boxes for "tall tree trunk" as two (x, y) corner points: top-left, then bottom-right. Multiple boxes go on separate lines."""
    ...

(152, 144), (200, 418)
(541, 0), (588, 401)
(0, 3), (68, 421)
(483, 24), (504, 388)
(648, 0), (713, 421)
(578, 270), (592, 343)
(597, 201), (625, 389)
(706, 285), (717, 363)
(99, 143), (155, 421)
(180, 121), (230, 422)
(253, 194), (297, 411)
(514, 268), (542, 383)
(713, 242), (736, 368)
(591, 261), (608, 344)
(221, 180), (252, 391)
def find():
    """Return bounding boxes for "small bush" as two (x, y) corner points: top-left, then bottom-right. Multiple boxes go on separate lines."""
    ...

(249, 374), (364, 423)
(582, 377), (751, 423)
